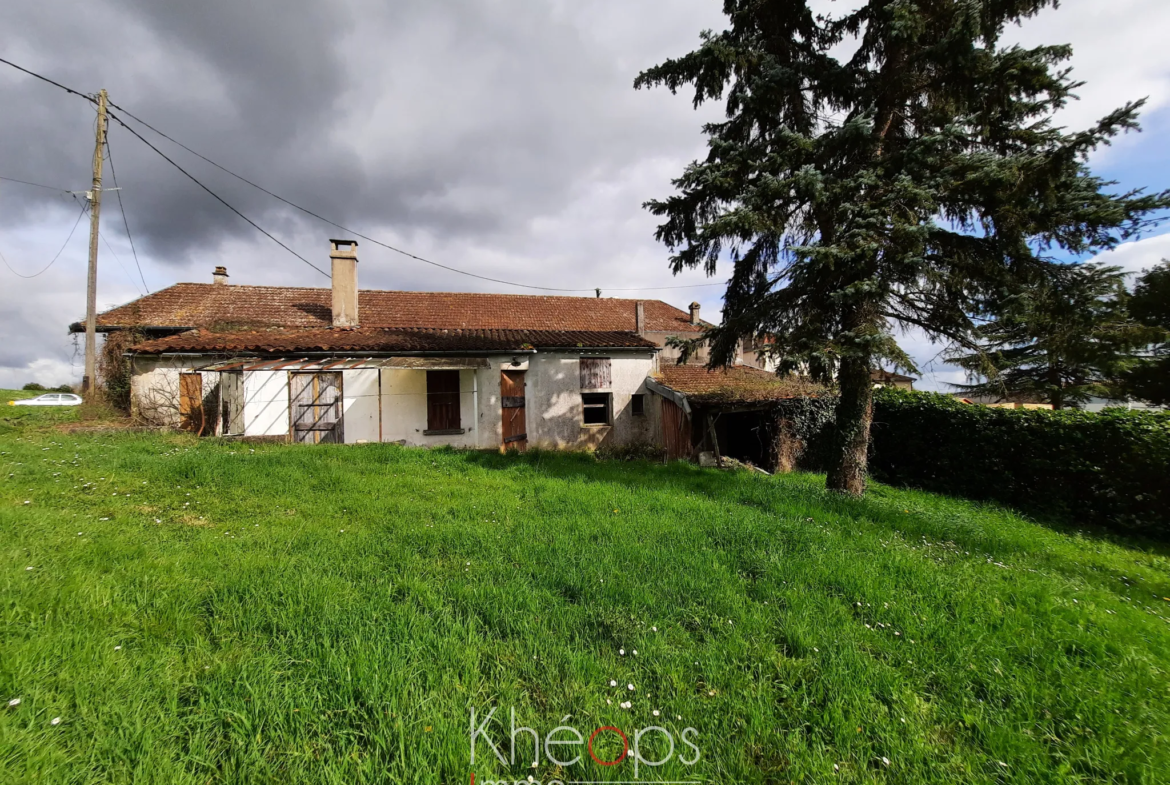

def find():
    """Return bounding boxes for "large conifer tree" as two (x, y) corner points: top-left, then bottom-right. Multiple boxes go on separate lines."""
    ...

(636, 0), (1169, 494)
(945, 263), (1149, 409)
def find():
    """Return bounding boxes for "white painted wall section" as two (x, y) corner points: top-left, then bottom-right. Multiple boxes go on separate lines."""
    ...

(342, 369), (380, 443)
(243, 371), (290, 437)
(379, 368), (481, 447)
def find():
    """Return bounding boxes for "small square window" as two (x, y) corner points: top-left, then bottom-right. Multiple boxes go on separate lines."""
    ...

(582, 392), (612, 426)
(631, 393), (645, 416)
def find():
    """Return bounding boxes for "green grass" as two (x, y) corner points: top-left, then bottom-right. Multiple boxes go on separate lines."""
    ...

(1, 392), (1168, 784)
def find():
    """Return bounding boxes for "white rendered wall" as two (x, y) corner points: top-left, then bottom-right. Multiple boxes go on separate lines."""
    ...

(342, 369), (380, 443)
(379, 368), (481, 447)
(243, 371), (290, 437)
(524, 352), (658, 450)
(129, 356), (214, 428)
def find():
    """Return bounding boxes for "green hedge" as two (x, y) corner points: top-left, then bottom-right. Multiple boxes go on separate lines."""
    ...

(861, 389), (1170, 537)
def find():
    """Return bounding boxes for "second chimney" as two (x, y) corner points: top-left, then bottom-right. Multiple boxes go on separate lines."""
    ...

(330, 239), (359, 329)
(635, 301), (646, 336)
(213, 266), (229, 285)
(689, 301), (701, 326)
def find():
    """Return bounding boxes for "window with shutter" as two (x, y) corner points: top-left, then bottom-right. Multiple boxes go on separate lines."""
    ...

(425, 370), (462, 433)
(579, 357), (612, 390)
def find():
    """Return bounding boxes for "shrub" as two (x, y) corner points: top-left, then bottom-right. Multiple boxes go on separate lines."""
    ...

(871, 390), (1169, 537)
(22, 383), (45, 391)
(53, 385), (74, 393)
(99, 330), (142, 414)
(785, 389), (1170, 538)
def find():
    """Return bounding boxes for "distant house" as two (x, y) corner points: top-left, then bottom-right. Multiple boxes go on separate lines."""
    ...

(75, 240), (812, 458)
(871, 369), (916, 390)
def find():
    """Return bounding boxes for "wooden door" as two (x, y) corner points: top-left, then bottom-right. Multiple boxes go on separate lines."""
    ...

(500, 370), (527, 451)
(661, 397), (692, 461)
(220, 372), (244, 435)
(179, 373), (204, 435)
(290, 372), (344, 444)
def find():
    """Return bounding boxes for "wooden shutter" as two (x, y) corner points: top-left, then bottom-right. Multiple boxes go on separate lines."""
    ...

(427, 370), (461, 432)
(179, 373), (204, 434)
(579, 357), (611, 390)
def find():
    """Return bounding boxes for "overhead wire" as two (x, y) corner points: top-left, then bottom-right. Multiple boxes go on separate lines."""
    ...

(104, 109), (331, 279)
(104, 134), (150, 292)
(97, 229), (146, 297)
(0, 56), (725, 296)
(0, 202), (88, 279)
(0, 175), (72, 192)
(105, 101), (725, 294)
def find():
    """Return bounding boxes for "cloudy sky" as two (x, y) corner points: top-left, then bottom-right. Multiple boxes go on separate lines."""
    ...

(2, 0), (1169, 391)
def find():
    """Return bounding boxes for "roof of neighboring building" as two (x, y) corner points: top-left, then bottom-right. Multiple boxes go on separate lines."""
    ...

(871, 369), (917, 383)
(77, 284), (709, 334)
(129, 327), (658, 355)
(653, 364), (823, 405)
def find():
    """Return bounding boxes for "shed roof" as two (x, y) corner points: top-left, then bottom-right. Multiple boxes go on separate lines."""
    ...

(653, 364), (822, 405)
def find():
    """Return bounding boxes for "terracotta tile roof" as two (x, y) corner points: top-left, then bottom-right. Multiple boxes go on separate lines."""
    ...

(654, 364), (822, 404)
(871, 369), (916, 383)
(81, 284), (707, 334)
(130, 327), (658, 355)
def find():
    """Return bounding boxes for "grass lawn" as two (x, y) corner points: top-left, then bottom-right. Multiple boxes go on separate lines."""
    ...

(1, 390), (1168, 784)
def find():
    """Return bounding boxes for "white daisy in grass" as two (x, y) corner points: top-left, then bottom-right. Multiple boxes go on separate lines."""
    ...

(7, 698), (20, 707)
(627, 683), (635, 691)
(652, 710), (660, 717)
(620, 701), (631, 709)
(51, 717), (62, 726)
(609, 680), (617, 687)
(619, 648), (625, 655)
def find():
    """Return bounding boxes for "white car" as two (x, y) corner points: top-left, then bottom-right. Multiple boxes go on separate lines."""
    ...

(10, 393), (83, 407)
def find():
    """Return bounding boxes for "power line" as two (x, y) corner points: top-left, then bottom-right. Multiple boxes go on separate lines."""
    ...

(0, 202), (88, 279)
(0, 56), (93, 102)
(105, 109), (331, 279)
(0, 175), (72, 192)
(0, 56), (724, 295)
(105, 101), (724, 294)
(98, 228), (145, 297)
(104, 134), (149, 292)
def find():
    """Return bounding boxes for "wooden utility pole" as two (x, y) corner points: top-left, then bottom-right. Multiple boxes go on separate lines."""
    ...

(82, 89), (108, 398)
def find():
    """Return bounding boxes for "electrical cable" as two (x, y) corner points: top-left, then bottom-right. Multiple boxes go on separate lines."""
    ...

(104, 135), (149, 293)
(0, 175), (71, 192)
(105, 110), (331, 279)
(105, 101), (725, 294)
(98, 229), (145, 297)
(0, 203), (88, 279)
(0, 56), (724, 295)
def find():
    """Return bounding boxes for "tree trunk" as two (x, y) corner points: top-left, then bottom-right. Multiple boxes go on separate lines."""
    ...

(826, 356), (873, 495)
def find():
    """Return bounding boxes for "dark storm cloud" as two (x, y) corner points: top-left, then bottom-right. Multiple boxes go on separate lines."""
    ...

(1, 0), (715, 264)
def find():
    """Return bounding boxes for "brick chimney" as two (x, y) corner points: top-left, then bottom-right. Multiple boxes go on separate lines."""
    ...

(689, 301), (701, 326)
(212, 266), (229, 285)
(329, 239), (359, 329)
(635, 301), (646, 336)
